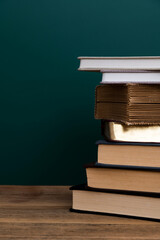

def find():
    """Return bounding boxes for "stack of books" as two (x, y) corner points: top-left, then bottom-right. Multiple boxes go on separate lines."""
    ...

(70, 57), (160, 221)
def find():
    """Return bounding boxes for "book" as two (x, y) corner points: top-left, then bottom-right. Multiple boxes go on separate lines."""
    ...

(96, 140), (160, 167)
(85, 162), (160, 193)
(95, 84), (160, 103)
(95, 85), (160, 125)
(101, 120), (160, 143)
(71, 184), (160, 221)
(101, 70), (160, 84)
(78, 56), (160, 71)
(95, 102), (160, 125)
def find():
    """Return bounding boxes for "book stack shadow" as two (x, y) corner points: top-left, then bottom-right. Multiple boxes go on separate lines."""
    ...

(70, 57), (160, 221)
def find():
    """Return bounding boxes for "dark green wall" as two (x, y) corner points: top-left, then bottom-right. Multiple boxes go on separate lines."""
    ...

(0, 0), (160, 184)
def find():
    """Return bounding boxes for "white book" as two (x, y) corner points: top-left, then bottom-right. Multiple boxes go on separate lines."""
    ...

(103, 121), (160, 143)
(101, 70), (160, 84)
(78, 56), (160, 71)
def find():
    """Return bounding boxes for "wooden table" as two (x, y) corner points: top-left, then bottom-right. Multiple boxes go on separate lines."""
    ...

(0, 186), (159, 239)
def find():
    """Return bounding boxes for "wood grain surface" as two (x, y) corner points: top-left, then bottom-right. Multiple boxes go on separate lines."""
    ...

(0, 186), (159, 239)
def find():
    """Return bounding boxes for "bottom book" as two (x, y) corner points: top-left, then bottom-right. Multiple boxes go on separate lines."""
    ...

(70, 184), (160, 221)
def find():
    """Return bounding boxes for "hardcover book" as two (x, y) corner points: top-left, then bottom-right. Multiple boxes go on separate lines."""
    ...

(96, 140), (160, 167)
(100, 70), (160, 84)
(78, 56), (160, 71)
(85, 162), (160, 193)
(71, 184), (160, 221)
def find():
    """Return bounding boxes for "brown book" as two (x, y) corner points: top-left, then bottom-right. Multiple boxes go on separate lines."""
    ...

(86, 163), (160, 193)
(95, 84), (160, 125)
(97, 140), (160, 167)
(71, 184), (160, 221)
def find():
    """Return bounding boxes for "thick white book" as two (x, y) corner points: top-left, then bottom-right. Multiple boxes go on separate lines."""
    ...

(78, 56), (160, 71)
(101, 70), (160, 84)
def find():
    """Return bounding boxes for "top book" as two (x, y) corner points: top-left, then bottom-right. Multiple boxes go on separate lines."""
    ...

(78, 56), (160, 71)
